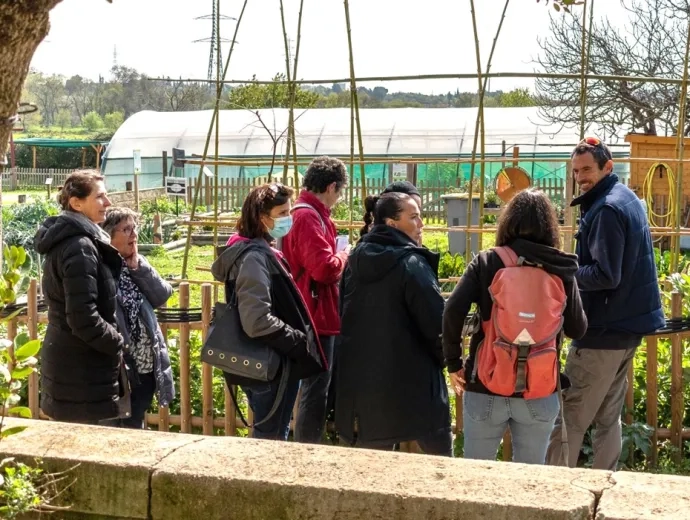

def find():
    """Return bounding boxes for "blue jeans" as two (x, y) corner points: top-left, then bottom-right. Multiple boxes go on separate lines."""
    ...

(294, 335), (336, 443)
(239, 376), (300, 441)
(463, 391), (560, 464)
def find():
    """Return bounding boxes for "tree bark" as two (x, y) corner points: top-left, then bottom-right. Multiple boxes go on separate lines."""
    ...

(0, 0), (64, 161)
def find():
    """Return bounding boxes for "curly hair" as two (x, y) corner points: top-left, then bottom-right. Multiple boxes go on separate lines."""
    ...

(58, 169), (104, 211)
(302, 156), (348, 193)
(495, 189), (560, 249)
(236, 183), (294, 240)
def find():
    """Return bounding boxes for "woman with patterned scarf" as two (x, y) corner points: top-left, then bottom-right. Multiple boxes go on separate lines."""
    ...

(102, 207), (175, 429)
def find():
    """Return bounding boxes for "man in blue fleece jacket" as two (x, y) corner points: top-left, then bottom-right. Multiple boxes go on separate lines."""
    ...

(546, 138), (664, 470)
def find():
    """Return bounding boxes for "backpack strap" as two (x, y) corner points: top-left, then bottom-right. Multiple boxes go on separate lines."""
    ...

(494, 246), (519, 268)
(292, 203), (327, 233)
(291, 203), (327, 289)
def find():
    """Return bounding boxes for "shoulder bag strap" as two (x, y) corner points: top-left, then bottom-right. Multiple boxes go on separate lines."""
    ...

(292, 203), (327, 283)
(229, 360), (291, 429)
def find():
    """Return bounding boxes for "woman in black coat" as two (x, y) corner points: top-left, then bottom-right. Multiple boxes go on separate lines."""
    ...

(336, 192), (451, 455)
(35, 170), (125, 424)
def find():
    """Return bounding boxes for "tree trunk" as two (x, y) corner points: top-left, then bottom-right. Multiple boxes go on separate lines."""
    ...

(0, 1), (63, 161)
(0, 0), (64, 275)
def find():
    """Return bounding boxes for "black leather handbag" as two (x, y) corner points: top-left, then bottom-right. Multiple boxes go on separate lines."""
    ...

(201, 283), (289, 428)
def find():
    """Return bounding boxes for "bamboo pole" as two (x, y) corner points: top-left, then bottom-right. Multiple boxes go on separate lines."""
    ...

(569, 0), (593, 252)
(671, 15), (690, 271)
(466, 0), (510, 260)
(149, 71), (690, 87)
(349, 88), (355, 243)
(279, 0), (295, 184)
(291, 0), (305, 186)
(212, 0), (221, 299)
(184, 155), (690, 168)
(344, 0), (367, 200)
(177, 219), (690, 237)
(465, 0), (481, 262)
(181, 0), (248, 279)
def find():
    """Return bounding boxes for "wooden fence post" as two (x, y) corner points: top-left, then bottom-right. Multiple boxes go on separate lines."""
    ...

(670, 291), (684, 463)
(201, 284), (214, 435)
(179, 283), (192, 433)
(646, 335), (659, 467)
(27, 280), (39, 419)
(158, 311), (171, 432)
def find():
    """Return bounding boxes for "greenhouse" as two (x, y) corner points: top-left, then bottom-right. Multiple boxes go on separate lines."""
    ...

(102, 106), (631, 191)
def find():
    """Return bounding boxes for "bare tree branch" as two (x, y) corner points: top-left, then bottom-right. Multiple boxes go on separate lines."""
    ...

(536, 0), (689, 138)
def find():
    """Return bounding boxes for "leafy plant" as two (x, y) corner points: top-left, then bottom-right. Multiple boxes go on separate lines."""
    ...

(0, 459), (43, 519)
(1, 246), (32, 307)
(0, 307), (49, 517)
(0, 333), (41, 437)
(2, 197), (59, 259)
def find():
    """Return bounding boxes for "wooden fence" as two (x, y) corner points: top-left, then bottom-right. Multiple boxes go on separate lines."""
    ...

(1, 168), (73, 191)
(186, 176), (570, 222)
(6, 278), (689, 463)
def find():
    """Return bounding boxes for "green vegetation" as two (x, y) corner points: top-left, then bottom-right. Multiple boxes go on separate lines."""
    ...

(0, 246), (58, 517)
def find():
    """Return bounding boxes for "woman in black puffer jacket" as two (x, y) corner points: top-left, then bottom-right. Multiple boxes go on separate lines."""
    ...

(34, 170), (126, 424)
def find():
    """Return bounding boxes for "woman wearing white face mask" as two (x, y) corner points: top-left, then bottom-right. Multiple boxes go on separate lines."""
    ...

(212, 183), (327, 440)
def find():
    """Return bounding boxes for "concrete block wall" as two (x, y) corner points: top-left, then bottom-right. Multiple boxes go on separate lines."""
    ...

(1, 419), (688, 520)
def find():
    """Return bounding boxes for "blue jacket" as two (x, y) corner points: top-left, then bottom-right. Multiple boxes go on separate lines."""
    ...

(571, 174), (664, 348)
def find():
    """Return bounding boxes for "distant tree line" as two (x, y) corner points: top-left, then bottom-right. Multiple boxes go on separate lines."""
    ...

(18, 66), (537, 137)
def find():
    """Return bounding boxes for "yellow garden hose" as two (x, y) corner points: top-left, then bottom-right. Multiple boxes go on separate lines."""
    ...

(642, 162), (677, 242)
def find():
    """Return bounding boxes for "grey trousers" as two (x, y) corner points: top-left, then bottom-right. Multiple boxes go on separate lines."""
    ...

(546, 345), (637, 471)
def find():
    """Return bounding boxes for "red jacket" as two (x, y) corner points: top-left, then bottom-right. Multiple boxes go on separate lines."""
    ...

(281, 190), (348, 336)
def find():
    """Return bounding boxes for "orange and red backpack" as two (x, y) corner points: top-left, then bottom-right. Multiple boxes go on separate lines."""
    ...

(472, 246), (567, 400)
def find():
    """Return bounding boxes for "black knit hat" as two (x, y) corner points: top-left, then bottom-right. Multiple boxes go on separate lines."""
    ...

(382, 180), (420, 197)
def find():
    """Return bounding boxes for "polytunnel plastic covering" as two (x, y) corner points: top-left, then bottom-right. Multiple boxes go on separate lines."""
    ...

(102, 107), (631, 190)
(105, 106), (628, 160)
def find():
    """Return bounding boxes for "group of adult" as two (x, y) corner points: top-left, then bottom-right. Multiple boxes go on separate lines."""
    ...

(36, 137), (663, 470)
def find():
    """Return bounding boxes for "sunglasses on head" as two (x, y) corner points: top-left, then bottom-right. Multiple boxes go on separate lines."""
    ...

(258, 182), (285, 201)
(580, 137), (612, 160)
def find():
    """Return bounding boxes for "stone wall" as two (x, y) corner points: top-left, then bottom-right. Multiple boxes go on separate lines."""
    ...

(1, 418), (688, 520)
(108, 187), (166, 209)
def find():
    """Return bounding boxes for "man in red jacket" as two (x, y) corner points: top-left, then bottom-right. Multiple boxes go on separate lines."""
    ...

(282, 156), (350, 443)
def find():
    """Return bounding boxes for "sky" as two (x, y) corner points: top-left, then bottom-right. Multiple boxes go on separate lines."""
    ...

(30, 0), (629, 95)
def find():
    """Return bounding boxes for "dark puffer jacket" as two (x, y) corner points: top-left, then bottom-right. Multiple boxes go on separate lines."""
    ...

(336, 225), (449, 446)
(35, 212), (125, 423)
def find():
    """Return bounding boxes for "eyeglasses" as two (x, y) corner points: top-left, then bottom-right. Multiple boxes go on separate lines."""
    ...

(579, 136), (612, 160)
(119, 224), (138, 236)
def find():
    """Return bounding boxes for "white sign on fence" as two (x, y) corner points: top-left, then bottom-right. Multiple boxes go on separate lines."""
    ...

(165, 176), (187, 198)
(392, 163), (407, 180)
(133, 149), (142, 175)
